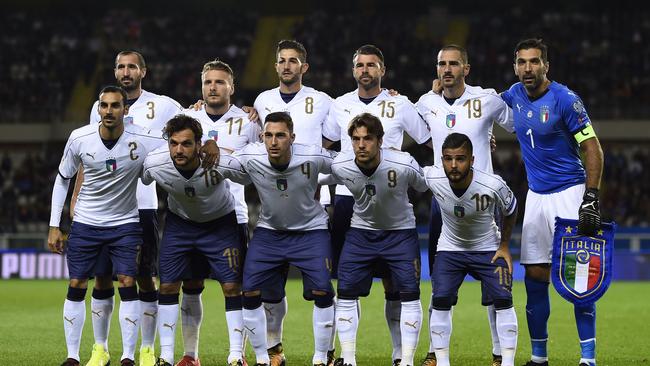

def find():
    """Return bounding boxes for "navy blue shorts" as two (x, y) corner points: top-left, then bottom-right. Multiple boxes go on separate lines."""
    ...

(243, 228), (333, 299)
(94, 209), (159, 277)
(337, 228), (421, 298)
(431, 251), (512, 303)
(67, 221), (142, 279)
(159, 211), (242, 284)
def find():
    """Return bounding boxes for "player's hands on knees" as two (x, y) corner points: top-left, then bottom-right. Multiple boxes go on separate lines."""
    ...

(188, 99), (204, 111)
(48, 227), (66, 254)
(200, 140), (220, 169)
(241, 106), (259, 122)
(492, 242), (513, 274)
(578, 188), (601, 235)
(432, 79), (443, 95)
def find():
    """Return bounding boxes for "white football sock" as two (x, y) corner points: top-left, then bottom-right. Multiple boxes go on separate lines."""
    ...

(385, 299), (402, 361)
(496, 307), (518, 366)
(91, 295), (114, 350)
(181, 293), (202, 359)
(400, 300), (422, 366)
(313, 304), (334, 364)
(430, 309), (452, 366)
(119, 300), (140, 361)
(264, 297), (287, 348)
(336, 298), (359, 366)
(158, 304), (179, 364)
(140, 298), (158, 349)
(225, 309), (244, 363)
(243, 305), (270, 364)
(487, 304), (501, 356)
(63, 299), (86, 361)
(327, 297), (337, 352)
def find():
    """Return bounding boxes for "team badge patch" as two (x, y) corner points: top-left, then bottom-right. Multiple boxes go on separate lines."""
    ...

(124, 116), (134, 124)
(445, 113), (456, 129)
(184, 186), (196, 198)
(527, 110), (533, 118)
(365, 184), (376, 196)
(551, 217), (616, 306)
(276, 178), (288, 191)
(453, 205), (465, 218)
(105, 158), (117, 172)
(208, 130), (218, 141)
(540, 106), (550, 123)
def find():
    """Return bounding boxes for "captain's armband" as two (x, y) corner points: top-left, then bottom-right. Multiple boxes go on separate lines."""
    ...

(574, 124), (597, 144)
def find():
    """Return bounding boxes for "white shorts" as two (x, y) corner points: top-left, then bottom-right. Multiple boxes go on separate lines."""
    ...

(520, 184), (584, 264)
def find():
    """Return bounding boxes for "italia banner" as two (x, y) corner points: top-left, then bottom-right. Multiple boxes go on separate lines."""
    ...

(551, 217), (616, 306)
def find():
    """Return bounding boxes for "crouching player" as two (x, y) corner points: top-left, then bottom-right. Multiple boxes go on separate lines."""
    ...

(423, 133), (518, 366)
(324, 113), (428, 366)
(141, 115), (245, 366)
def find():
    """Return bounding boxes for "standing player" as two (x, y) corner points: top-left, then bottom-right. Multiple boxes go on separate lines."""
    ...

(327, 113), (428, 366)
(219, 112), (335, 366)
(253, 39), (332, 365)
(322, 44), (431, 366)
(141, 115), (245, 366)
(423, 133), (519, 366)
(415, 44), (514, 366)
(501, 39), (603, 366)
(74, 50), (184, 366)
(49, 86), (164, 366)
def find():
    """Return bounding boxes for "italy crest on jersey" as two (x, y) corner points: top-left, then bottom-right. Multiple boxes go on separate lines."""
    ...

(445, 113), (456, 129)
(540, 106), (550, 123)
(453, 205), (465, 218)
(365, 183), (376, 196)
(105, 158), (117, 172)
(551, 217), (616, 306)
(184, 186), (196, 198)
(276, 178), (288, 191)
(208, 130), (218, 141)
(124, 116), (134, 124)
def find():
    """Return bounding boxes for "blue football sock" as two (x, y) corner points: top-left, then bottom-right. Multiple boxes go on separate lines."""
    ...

(575, 303), (596, 360)
(525, 277), (550, 358)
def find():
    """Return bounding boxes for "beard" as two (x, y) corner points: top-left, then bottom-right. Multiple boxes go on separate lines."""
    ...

(118, 77), (140, 92)
(445, 167), (470, 183)
(357, 75), (380, 91)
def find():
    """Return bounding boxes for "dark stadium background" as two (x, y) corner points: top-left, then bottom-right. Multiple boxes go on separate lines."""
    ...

(0, 0), (648, 280)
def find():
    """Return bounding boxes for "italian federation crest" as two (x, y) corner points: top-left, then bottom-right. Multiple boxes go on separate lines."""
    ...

(539, 106), (550, 123)
(105, 158), (117, 172)
(276, 178), (288, 191)
(551, 217), (616, 306)
(445, 113), (456, 129)
(208, 130), (218, 141)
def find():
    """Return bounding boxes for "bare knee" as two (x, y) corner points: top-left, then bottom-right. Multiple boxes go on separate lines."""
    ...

(525, 264), (550, 282)
(69, 278), (88, 289)
(221, 282), (242, 297)
(117, 275), (136, 288)
(94, 275), (113, 290)
(381, 277), (394, 292)
(159, 282), (182, 295)
(136, 276), (157, 292)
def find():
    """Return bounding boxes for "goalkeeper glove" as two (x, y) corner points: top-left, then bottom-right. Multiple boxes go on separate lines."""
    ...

(578, 188), (601, 235)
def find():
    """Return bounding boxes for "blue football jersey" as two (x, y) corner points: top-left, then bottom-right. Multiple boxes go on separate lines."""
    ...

(501, 81), (591, 193)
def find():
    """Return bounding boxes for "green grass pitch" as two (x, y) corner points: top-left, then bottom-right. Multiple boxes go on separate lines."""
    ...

(0, 279), (648, 365)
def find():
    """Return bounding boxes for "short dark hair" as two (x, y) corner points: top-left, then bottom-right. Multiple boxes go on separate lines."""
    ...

(162, 114), (203, 143)
(277, 40), (307, 63)
(202, 59), (234, 80)
(265, 111), (294, 133)
(99, 85), (127, 105)
(442, 133), (473, 155)
(347, 113), (385, 139)
(353, 44), (384, 66)
(115, 50), (146, 69)
(440, 44), (468, 64)
(514, 38), (548, 63)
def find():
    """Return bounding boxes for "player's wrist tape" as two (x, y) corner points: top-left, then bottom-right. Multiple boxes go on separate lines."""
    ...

(583, 187), (599, 201)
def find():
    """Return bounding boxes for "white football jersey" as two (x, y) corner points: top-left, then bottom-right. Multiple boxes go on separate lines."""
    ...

(182, 105), (261, 223)
(90, 90), (183, 209)
(323, 89), (431, 195)
(254, 86), (332, 144)
(58, 123), (164, 226)
(331, 149), (428, 230)
(416, 84), (514, 173)
(424, 166), (517, 251)
(219, 143), (333, 231)
(142, 146), (235, 223)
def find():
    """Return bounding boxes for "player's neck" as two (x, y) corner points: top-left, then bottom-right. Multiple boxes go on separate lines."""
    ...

(449, 170), (473, 190)
(357, 85), (381, 98)
(279, 81), (302, 94)
(126, 87), (143, 100)
(206, 103), (230, 116)
(443, 84), (465, 99)
(355, 151), (381, 171)
(175, 158), (200, 172)
(99, 123), (124, 140)
(526, 79), (551, 98)
(268, 153), (291, 167)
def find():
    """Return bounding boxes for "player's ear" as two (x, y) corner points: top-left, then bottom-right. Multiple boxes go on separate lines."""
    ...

(124, 103), (130, 114)
(301, 62), (309, 74)
(141, 67), (147, 79)
(291, 132), (296, 142)
(464, 63), (470, 77)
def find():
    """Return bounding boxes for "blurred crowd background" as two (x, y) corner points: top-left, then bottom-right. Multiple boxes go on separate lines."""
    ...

(1, 0), (648, 235)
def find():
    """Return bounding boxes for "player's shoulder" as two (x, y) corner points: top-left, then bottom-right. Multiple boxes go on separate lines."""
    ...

(332, 150), (355, 165)
(141, 90), (182, 109)
(464, 84), (500, 99)
(69, 124), (97, 142)
(301, 86), (332, 99)
(179, 108), (203, 119)
(334, 90), (359, 104)
(383, 149), (420, 171)
(238, 142), (266, 155)
(293, 143), (329, 157)
(473, 168), (508, 189)
(549, 81), (585, 107)
(144, 145), (170, 168)
(226, 105), (252, 121)
(256, 87), (280, 101)
(124, 123), (160, 141)
(381, 89), (413, 105)
(423, 165), (446, 180)
(416, 90), (441, 104)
